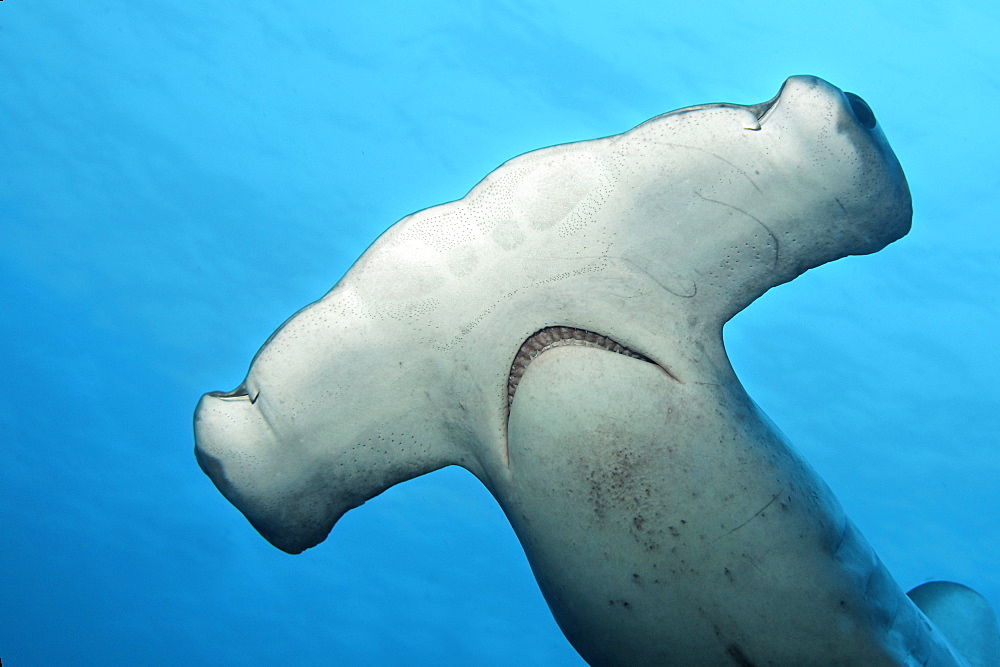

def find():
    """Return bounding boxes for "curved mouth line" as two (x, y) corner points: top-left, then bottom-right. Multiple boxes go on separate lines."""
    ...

(506, 326), (675, 408)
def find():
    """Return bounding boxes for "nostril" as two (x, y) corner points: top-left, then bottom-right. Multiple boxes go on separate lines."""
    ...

(845, 92), (877, 129)
(209, 384), (252, 401)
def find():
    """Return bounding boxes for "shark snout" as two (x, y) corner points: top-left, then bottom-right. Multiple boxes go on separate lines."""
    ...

(193, 393), (335, 554)
(776, 75), (881, 135)
(193, 393), (252, 508)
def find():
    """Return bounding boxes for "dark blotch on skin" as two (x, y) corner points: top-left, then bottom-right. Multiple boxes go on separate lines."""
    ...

(194, 446), (235, 498)
(726, 643), (757, 667)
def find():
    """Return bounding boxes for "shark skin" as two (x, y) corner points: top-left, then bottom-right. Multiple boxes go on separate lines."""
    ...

(194, 76), (997, 665)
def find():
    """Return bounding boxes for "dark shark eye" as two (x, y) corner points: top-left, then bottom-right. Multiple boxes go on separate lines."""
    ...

(844, 92), (876, 129)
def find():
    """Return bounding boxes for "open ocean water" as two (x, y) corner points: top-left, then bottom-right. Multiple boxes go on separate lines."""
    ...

(2, 1), (998, 664)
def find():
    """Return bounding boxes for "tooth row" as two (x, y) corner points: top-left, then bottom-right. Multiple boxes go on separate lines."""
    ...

(507, 327), (651, 406)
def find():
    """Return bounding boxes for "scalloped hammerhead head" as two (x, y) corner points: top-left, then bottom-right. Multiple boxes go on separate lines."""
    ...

(195, 76), (1000, 666)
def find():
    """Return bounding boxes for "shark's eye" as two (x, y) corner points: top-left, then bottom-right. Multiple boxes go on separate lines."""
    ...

(844, 92), (876, 129)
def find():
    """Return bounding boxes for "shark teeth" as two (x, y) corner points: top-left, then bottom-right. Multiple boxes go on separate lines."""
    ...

(507, 326), (654, 406)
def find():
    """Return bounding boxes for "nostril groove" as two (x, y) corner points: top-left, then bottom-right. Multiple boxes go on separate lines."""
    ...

(845, 92), (877, 129)
(210, 384), (251, 400)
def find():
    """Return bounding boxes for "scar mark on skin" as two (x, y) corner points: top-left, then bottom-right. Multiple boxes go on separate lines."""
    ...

(658, 143), (763, 193)
(715, 493), (780, 541)
(694, 191), (779, 267)
(619, 257), (698, 299)
(743, 553), (764, 573)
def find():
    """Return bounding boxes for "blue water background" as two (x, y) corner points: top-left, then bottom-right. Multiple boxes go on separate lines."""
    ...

(2, 1), (998, 664)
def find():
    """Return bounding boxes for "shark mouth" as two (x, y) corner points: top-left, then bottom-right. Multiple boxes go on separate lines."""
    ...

(507, 326), (661, 407)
